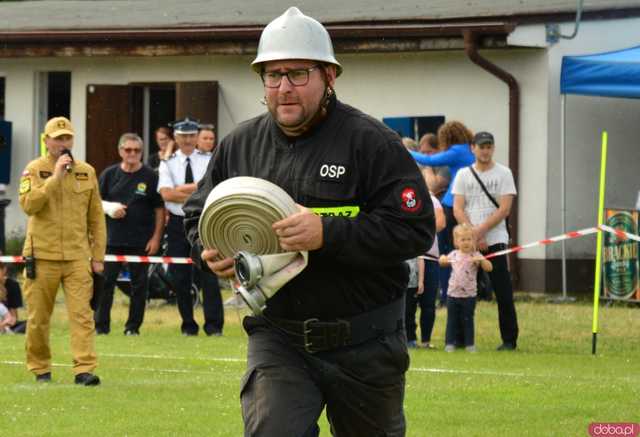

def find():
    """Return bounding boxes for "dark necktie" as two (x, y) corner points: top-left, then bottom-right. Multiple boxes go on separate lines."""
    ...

(185, 157), (194, 184)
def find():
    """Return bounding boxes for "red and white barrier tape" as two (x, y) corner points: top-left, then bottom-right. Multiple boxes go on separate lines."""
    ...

(419, 225), (639, 262)
(103, 255), (193, 264)
(485, 227), (600, 259)
(0, 255), (24, 264)
(599, 224), (640, 243)
(1, 225), (638, 265)
(0, 254), (192, 264)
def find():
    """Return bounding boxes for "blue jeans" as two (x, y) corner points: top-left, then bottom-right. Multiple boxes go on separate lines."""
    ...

(445, 296), (476, 347)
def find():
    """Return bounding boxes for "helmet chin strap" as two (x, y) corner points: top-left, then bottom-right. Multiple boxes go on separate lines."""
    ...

(276, 84), (334, 137)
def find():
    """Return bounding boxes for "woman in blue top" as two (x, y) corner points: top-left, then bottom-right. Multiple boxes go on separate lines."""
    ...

(409, 121), (475, 209)
(410, 121), (475, 309)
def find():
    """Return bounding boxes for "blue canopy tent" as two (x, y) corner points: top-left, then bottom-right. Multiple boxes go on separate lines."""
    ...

(561, 45), (640, 98)
(558, 45), (640, 297)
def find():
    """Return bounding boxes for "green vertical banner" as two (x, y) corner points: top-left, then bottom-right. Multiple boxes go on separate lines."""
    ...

(603, 208), (640, 301)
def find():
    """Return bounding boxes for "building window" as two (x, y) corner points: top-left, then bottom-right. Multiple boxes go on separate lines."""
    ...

(383, 115), (445, 141)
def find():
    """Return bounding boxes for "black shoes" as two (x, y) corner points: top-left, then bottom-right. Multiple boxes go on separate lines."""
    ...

(98, 327), (139, 335)
(497, 343), (517, 351)
(35, 372), (52, 383)
(182, 330), (198, 336)
(75, 373), (101, 386)
(35, 372), (100, 385)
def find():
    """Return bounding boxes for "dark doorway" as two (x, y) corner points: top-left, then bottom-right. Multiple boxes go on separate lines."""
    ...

(48, 72), (71, 119)
(0, 77), (5, 119)
(147, 85), (176, 156)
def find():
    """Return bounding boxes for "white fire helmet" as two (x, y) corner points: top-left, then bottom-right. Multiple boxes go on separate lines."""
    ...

(251, 7), (342, 76)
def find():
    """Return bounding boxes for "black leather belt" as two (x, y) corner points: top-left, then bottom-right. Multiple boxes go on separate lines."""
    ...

(266, 297), (404, 353)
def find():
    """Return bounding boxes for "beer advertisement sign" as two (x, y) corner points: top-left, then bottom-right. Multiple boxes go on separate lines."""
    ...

(603, 208), (639, 301)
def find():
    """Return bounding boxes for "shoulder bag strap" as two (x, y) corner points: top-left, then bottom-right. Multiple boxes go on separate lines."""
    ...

(468, 165), (511, 238)
(468, 165), (499, 209)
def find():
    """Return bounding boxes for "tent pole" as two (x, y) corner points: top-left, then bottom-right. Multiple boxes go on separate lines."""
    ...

(561, 94), (568, 299)
(551, 94), (574, 303)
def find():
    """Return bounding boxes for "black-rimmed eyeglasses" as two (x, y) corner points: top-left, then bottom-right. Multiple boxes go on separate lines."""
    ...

(261, 65), (321, 88)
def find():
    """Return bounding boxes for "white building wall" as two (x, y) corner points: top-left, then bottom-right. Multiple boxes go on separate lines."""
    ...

(1, 47), (550, 253)
(1, 63), (38, 240)
(338, 49), (549, 259)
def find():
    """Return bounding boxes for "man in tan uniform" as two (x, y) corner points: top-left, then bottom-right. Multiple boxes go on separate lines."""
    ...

(19, 116), (106, 386)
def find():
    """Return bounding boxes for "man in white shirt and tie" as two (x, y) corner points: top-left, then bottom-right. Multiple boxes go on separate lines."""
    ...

(158, 118), (224, 336)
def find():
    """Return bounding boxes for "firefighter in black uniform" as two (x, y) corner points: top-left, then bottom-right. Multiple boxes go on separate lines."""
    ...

(183, 7), (434, 437)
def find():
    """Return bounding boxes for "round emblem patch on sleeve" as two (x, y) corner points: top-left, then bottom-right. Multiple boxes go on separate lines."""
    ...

(19, 177), (31, 194)
(400, 186), (422, 213)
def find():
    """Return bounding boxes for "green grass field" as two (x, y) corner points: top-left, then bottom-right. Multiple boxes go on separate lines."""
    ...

(1, 291), (638, 436)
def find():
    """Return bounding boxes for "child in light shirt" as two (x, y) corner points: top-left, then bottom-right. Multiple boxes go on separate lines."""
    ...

(0, 276), (14, 333)
(0, 262), (21, 333)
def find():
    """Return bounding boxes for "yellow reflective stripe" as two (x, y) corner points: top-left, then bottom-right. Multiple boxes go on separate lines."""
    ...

(310, 206), (360, 218)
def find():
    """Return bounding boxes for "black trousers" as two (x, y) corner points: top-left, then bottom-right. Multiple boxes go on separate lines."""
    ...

(437, 205), (457, 304)
(95, 245), (148, 333)
(193, 267), (224, 334)
(445, 296), (476, 347)
(167, 214), (224, 335)
(420, 259), (438, 343)
(241, 316), (408, 437)
(484, 244), (519, 346)
(404, 260), (438, 343)
(404, 287), (419, 342)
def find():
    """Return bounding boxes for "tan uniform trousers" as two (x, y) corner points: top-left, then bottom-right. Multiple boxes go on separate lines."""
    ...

(24, 259), (97, 376)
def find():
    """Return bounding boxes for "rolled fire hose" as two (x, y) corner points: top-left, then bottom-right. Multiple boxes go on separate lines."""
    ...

(198, 176), (308, 315)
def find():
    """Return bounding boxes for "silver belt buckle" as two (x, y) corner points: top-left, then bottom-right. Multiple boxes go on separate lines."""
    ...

(303, 318), (319, 353)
